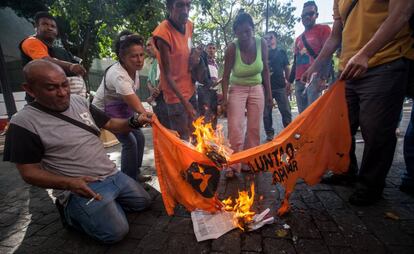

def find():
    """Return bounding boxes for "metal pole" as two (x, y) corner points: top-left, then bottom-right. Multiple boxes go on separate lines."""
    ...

(0, 43), (17, 119)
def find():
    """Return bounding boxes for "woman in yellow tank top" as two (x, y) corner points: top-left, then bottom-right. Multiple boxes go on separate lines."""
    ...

(221, 12), (272, 178)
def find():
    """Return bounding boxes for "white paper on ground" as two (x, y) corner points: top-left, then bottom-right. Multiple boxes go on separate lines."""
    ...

(191, 210), (236, 242)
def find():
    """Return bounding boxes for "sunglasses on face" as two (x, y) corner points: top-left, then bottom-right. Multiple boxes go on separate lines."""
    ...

(264, 36), (274, 41)
(301, 11), (316, 18)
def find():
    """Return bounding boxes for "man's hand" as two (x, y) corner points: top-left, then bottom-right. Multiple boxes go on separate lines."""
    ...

(137, 112), (154, 126)
(67, 176), (101, 199)
(152, 87), (160, 97)
(70, 64), (87, 76)
(265, 96), (273, 108)
(340, 52), (369, 80)
(317, 79), (327, 92)
(301, 64), (319, 83)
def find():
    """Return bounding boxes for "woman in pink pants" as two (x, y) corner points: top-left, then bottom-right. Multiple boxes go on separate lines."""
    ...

(221, 12), (272, 178)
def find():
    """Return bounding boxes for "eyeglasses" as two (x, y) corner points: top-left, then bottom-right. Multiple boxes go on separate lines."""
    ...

(264, 36), (274, 41)
(301, 11), (316, 18)
(175, 2), (191, 9)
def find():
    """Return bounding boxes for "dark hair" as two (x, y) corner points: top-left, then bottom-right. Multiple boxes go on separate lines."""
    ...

(303, 1), (318, 13)
(114, 30), (144, 59)
(266, 31), (278, 39)
(233, 12), (254, 33)
(34, 11), (56, 25)
(207, 42), (215, 47)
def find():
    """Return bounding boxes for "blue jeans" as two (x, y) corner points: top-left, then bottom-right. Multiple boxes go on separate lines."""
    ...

(295, 79), (321, 113)
(403, 104), (414, 188)
(115, 129), (145, 181)
(64, 171), (151, 243)
(263, 88), (292, 136)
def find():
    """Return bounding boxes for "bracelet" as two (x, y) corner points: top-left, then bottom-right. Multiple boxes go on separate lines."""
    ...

(128, 114), (142, 129)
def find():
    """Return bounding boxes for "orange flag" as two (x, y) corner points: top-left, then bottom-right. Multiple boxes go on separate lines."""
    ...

(152, 81), (351, 216)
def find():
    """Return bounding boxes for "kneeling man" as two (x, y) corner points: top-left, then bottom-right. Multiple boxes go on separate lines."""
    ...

(4, 59), (152, 243)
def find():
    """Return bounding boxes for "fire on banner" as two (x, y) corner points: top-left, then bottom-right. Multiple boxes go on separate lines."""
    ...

(152, 81), (351, 216)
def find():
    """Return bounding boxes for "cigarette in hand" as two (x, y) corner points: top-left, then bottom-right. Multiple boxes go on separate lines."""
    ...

(85, 193), (101, 205)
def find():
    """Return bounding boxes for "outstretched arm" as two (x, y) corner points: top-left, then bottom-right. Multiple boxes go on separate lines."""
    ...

(16, 163), (100, 199)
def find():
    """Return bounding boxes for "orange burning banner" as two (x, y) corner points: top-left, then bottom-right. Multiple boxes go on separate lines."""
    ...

(152, 81), (351, 216)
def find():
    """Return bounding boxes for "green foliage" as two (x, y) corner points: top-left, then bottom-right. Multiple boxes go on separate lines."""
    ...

(2, 0), (297, 70)
(1, 0), (165, 70)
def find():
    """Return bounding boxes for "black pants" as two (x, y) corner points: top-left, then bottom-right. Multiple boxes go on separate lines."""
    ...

(346, 58), (408, 193)
(153, 92), (171, 129)
(197, 86), (218, 129)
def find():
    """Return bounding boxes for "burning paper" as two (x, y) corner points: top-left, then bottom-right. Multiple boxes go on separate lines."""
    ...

(222, 183), (256, 231)
(191, 183), (274, 242)
(191, 117), (233, 167)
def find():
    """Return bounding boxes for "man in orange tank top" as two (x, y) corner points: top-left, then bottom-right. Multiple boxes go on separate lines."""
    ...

(152, 0), (197, 141)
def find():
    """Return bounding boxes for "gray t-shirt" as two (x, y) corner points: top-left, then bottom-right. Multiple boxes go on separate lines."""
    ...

(4, 95), (117, 179)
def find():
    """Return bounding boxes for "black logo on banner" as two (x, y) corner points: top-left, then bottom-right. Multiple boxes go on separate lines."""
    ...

(185, 162), (220, 198)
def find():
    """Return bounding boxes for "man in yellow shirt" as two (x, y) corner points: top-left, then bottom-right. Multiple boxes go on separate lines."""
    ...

(302, 0), (414, 206)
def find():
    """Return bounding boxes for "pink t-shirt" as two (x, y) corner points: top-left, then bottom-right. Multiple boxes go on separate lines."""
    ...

(294, 24), (331, 80)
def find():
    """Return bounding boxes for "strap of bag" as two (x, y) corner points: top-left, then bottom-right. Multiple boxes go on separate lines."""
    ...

(301, 34), (318, 59)
(30, 102), (100, 137)
(344, 0), (359, 25)
(102, 63), (117, 111)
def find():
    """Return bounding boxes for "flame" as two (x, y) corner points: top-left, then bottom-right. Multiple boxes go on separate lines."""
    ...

(222, 183), (256, 231)
(191, 117), (232, 161)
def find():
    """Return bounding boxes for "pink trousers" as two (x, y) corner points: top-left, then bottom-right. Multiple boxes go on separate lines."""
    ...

(227, 84), (264, 171)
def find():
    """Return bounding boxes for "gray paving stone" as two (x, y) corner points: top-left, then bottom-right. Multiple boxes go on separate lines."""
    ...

(165, 233), (210, 254)
(361, 216), (414, 246)
(321, 231), (348, 247)
(241, 233), (262, 252)
(149, 216), (171, 231)
(133, 211), (158, 226)
(345, 233), (386, 253)
(261, 223), (292, 239)
(262, 238), (295, 254)
(285, 213), (321, 239)
(313, 220), (339, 232)
(294, 239), (329, 254)
(166, 217), (193, 234)
(0, 230), (26, 247)
(327, 246), (354, 254)
(211, 230), (241, 253)
(400, 220), (414, 235)
(387, 245), (414, 254)
(0, 246), (14, 254)
(107, 238), (140, 254)
(127, 225), (151, 240)
(137, 231), (168, 251)
(35, 221), (63, 236)
(35, 213), (59, 225)
(315, 191), (345, 210)
(300, 189), (319, 203)
(328, 209), (368, 234)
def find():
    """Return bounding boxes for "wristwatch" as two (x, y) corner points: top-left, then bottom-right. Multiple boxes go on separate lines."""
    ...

(128, 114), (143, 129)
